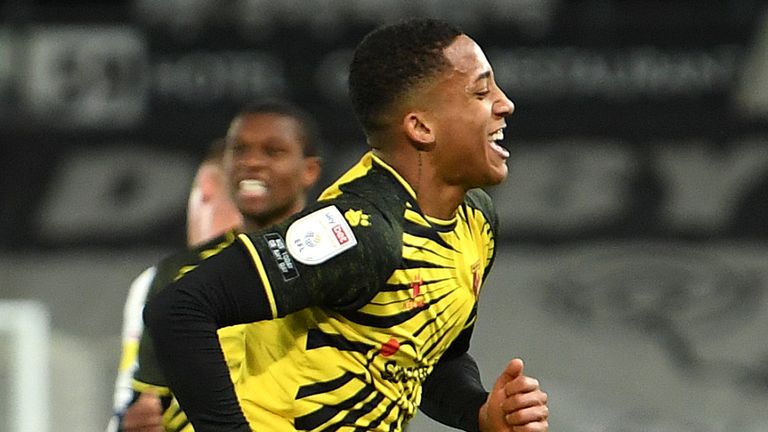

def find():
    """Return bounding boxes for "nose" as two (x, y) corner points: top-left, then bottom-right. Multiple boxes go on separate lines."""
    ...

(237, 148), (268, 168)
(494, 91), (514, 118)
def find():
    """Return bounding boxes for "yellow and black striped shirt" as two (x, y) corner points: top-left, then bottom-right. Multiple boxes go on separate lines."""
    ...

(144, 152), (498, 432)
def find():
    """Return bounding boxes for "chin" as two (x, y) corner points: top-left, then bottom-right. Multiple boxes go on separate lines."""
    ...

(240, 205), (268, 219)
(482, 165), (508, 186)
(238, 195), (267, 208)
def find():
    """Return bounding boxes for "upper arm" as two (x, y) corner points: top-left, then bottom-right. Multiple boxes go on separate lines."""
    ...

(239, 200), (402, 317)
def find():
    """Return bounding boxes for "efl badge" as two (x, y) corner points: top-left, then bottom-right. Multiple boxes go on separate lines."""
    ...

(286, 205), (358, 265)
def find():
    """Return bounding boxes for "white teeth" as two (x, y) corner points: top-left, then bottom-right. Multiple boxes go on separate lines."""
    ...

(488, 129), (510, 158)
(239, 179), (267, 194)
(489, 129), (504, 142)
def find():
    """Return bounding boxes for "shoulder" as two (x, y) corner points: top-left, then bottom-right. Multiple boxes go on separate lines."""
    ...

(283, 199), (403, 268)
(150, 231), (237, 296)
(320, 153), (411, 223)
(237, 200), (404, 311)
(464, 188), (494, 212)
(464, 188), (498, 229)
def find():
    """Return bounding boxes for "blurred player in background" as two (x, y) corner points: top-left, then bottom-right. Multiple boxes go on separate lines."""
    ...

(106, 137), (242, 432)
(107, 99), (323, 432)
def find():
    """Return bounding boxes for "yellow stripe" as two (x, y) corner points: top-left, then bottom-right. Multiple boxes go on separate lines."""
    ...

(370, 152), (417, 199)
(237, 233), (278, 319)
(318, 152), (418, 203)
(117, 341), (139, 371)
(131, 379), (172, 396)
(318, 152), (373, 201)
(174, 230), (239, 282)
(163, 398), (189, 431)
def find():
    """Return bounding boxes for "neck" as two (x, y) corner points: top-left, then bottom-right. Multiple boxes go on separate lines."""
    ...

(373, 146), (465, 220)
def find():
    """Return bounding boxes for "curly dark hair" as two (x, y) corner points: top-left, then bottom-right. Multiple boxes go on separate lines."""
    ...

(348, 18), (462, 134)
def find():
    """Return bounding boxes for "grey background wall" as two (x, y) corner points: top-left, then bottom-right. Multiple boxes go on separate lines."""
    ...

(2, 1), (768, 431)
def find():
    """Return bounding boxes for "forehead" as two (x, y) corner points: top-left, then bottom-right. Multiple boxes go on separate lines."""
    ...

(228, 113), (303, 144)
(441, 34), (491, 79)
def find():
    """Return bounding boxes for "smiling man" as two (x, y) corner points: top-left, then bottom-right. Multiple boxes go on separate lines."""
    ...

(225, 104), (322, 231)
(145, 18), (548, 432)
(112, 100), (323, 432)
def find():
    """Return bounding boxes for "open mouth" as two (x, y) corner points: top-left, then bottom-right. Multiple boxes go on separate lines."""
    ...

(238, 179), (267, 196)
(488, 127), (509, 158)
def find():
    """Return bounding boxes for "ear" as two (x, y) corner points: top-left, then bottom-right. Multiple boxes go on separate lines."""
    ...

(302, 156), (322, 189)
(403, 112), (436, 152)
(195, 164), (219, 203)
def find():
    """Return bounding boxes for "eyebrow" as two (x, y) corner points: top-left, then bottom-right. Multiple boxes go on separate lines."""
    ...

(474, 70), (491, 83)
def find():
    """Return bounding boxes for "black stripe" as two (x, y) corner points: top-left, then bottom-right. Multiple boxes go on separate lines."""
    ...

(295, 385), (375, 430)
(379, 276), (455, 292)
(357, 398), (399, 431)
(369, 296), (410, 306)
(342, 283), (458, 329)
(378, 282), (412, 293)
(403, 220), (456, 250)
(340, 305), (426, 328)
(296, 371), (359, 399)
(418, 292), (464, 359)
(406, 213), (457, 234)
(173, 419), (190, 432)
(306, 328), (374, 353)
(164, 404), (187, 432)
(402, 257), (450, 270)
(378, 276), (452, 294)
(412, 306), (447, 339)
(321, 392), (386, 431)
(404, 242), (452, 261)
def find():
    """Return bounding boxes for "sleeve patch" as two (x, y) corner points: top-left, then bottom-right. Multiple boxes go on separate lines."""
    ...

(263, 232), (299, 281)
(286, 205), (358, 265)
